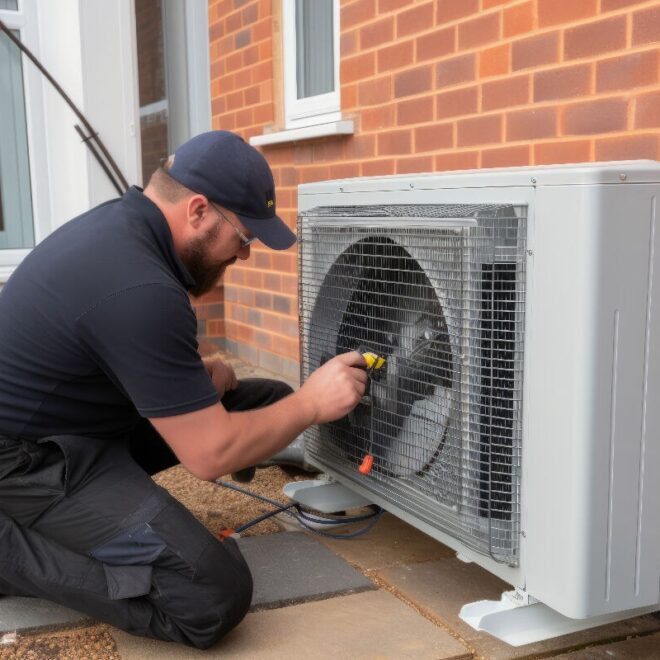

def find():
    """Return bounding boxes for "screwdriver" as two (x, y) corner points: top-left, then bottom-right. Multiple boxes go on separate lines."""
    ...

(356, 346), (387, 476)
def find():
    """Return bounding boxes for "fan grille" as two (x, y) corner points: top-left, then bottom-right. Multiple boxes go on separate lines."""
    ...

(299, 203), (527, 565)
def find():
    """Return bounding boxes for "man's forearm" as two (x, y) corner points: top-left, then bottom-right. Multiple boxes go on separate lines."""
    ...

(209, 389), (316, 478)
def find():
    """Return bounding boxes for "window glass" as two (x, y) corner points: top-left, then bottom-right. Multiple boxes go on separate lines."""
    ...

(295, 0), (334, 99)
(0, 1), (19, 10)
(283, 0), (340, 129)
(0, 29), (35, 249)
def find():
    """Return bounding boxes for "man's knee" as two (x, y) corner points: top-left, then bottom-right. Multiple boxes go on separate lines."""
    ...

(259, 379), (294, 406)
(183, 589), (252, 650)
(273, 380), (293, 401)
(222, 378), (295, 413)
(178, 538), (253, 649)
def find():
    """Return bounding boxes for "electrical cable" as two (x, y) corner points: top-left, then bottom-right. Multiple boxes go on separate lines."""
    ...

(216, 478), (292, 510)
(296, 506), (381, 525)
(294, 506), (384, 539)
(216, 353), (388, 539)
(234, 502), (298, 534)
(215, 478), (384, 540)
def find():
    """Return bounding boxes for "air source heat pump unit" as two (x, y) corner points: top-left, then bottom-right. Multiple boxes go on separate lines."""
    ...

(296, 161), (660, 645)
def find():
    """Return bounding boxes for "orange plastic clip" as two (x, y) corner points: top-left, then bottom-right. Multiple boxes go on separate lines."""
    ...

(218, 528), (236, 540)
(359, 454), (374, 475)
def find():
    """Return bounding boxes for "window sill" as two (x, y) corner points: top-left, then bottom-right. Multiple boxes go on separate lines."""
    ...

(249, 120), (354, 147)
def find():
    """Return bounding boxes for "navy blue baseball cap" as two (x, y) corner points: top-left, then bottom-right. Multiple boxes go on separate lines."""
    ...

(167, 131), (296, 250)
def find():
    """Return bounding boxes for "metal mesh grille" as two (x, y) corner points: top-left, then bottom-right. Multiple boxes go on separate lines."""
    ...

(299, 203), (527, 565)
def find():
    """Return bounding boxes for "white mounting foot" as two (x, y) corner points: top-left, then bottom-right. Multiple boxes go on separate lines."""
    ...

(460, 591), (659, 647)
(283, 477), (372, 513)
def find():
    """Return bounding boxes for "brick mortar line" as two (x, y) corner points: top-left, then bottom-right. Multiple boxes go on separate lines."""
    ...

(227, 308), (298, 322)
(212, 40), (659, 88)
(222, 134), (659, 159)
(336, 79), (659, 112)
(211, 0), (660, 41)
(265, 129), (655, 156)
(258, 136), (658, 162)
(336, 87), (658, 121)
(226, 329), (298, 344)
(342, 76), (660, 112)
(341, 0), (657, 34)
(332, 20), (653, 64)
(225, 325), (299, 344)
(227, 285), (294, 297)
(209, 32), (271, 64)
(213, 9), (260, 28)
(225, 335), (299, 354)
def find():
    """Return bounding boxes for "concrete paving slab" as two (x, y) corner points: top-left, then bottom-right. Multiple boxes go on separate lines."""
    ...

(554, 632), (660, 658)
(315, 512), (456, 571)
(378, 559), (660, 660)
(0, 597), (89, 635)
(237, 531), (374, 609)
(112, 589), (472, 660)
(0, 531), (371, 635)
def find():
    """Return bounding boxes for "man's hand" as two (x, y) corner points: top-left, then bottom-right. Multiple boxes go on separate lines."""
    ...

(203, 356), (238, 397)
(298, 351), (367, 425)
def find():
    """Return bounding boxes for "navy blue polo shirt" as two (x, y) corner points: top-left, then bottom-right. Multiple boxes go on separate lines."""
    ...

(0, 187), (219, 440)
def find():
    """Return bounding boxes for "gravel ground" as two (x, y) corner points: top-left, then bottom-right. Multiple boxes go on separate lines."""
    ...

(154, 463), (310, 537)
(0, 626), (120, 660)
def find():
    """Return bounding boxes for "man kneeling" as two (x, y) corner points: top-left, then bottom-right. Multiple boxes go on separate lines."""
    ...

(0, 131), (366, 648)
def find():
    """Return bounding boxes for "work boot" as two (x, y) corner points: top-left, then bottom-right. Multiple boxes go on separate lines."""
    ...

(230, 466), (256, 483)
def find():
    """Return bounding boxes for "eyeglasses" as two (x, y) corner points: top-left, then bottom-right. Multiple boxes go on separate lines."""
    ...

(209, 202), (255, 248)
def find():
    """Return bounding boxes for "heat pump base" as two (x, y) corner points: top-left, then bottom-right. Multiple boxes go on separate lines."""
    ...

(283, 478), (373, 513)
(460, 593), (659, 647)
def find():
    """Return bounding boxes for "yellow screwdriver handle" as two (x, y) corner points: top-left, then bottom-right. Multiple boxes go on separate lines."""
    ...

(362, 351), (386, 371)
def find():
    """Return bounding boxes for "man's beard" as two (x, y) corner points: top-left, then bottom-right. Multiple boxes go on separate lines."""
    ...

(181, 220), (233, 297)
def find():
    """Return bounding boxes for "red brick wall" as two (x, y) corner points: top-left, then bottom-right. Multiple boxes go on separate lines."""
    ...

(204, 0), (660, 377)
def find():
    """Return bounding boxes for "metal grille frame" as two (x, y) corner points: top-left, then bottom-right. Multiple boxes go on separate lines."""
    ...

(298, 203), (527, 565)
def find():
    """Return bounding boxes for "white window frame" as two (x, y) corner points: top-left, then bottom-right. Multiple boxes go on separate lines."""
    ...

(0, 0), (142, 282)
(0, 0), (49, 280)
(281, 0), (341, 130)
(162, 0), (212, 150)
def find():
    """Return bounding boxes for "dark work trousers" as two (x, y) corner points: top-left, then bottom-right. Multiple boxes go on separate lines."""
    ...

(0, 378), (294, 649)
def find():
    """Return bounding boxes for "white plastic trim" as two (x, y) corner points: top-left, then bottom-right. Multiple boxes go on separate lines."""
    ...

(460, 595), (659, 647)
(249, 119), (354, 147)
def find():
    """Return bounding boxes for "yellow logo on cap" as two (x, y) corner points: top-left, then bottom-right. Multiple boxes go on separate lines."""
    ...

(267, 199), (274, 208)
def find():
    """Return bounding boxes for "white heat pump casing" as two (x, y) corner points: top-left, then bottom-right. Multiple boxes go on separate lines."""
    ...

(297, 161), (660, 621)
